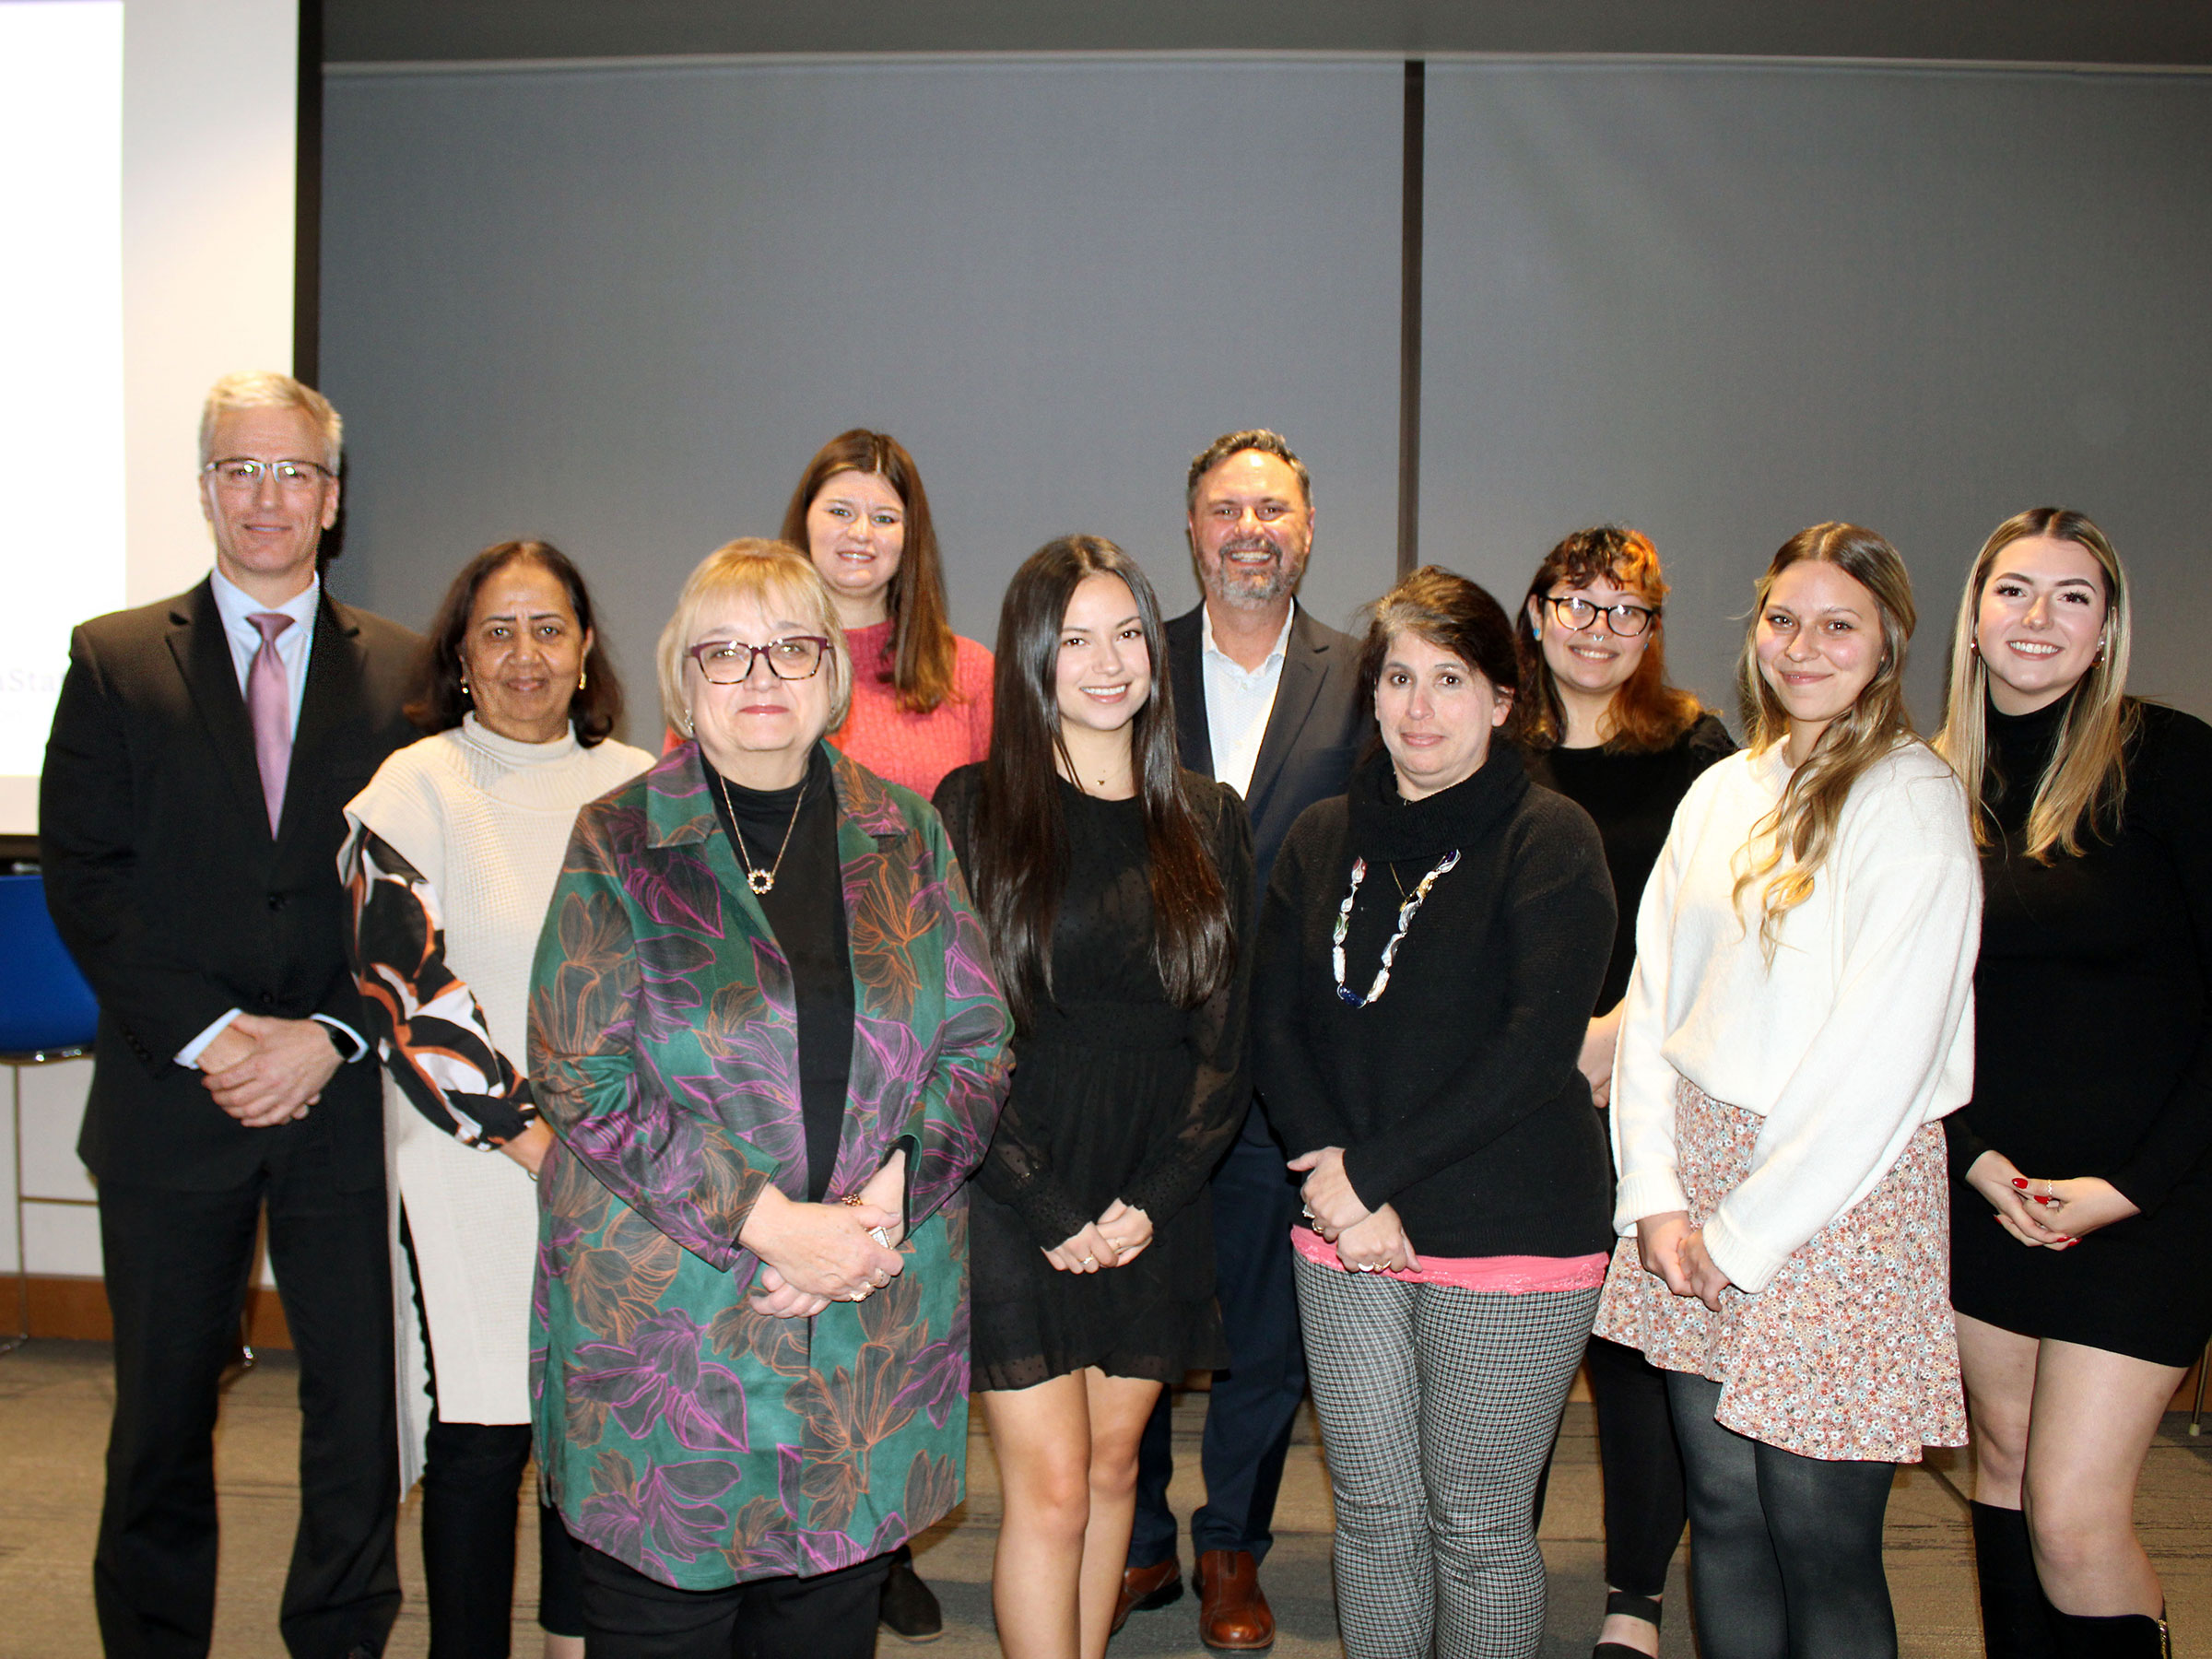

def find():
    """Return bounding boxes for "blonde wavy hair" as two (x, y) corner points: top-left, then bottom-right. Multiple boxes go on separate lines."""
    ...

(1732, 523), (1922, 955)
(1934, 507), (2136, 861)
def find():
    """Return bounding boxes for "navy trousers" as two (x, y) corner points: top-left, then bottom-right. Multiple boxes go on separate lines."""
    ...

(1130, 1130), (1308, 1567)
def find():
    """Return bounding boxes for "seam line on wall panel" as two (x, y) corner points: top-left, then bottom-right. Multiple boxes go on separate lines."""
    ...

(1396, 59), (1423, 579)
(294, 0), (324, 384)
(323, 51), (2212, 79)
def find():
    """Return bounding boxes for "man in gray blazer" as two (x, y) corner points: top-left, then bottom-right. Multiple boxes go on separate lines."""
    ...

(43, 373), (418, 1658)
(1127, 429), (1367, 1651)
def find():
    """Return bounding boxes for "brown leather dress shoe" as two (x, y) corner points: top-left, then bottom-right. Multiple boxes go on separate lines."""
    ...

(1195, 1548), (1275, 1652)
(1112, 1555), (1184, 1634)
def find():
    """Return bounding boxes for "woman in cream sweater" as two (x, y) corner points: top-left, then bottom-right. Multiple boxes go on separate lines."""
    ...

(342, 541), (651, 1658)
(1594, 523), (1980, 1659)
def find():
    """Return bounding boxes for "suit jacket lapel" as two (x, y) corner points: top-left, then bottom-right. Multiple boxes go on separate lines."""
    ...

(166, 579), (268, 837)
(283, 591), (365, 844)
(1165, 606), (1215, 777)
(1243, 606), (1331, 818)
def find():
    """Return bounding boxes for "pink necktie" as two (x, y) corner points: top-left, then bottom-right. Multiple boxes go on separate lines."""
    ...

(247, 612), (295, 834)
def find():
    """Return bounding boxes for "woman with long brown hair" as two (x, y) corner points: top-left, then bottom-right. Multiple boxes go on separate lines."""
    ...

(1936, 508), (2212, 1659)
(1595, 524), (1980, 1659)
(781, 429), (993, 797)
(933, 535), (1253, 1659)
(1516, 526), (1733, 1659)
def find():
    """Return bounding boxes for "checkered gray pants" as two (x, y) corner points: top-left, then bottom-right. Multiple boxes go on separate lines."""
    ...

(1295, 1254), (1599, 1659)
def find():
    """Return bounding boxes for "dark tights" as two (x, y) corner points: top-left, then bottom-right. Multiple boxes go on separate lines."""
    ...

(422, 1419), (586, 1653)
(1666, 1372), (1898, 1659)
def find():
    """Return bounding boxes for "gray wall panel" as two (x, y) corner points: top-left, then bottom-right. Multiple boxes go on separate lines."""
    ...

(320, 59), (1406, 735)
(1420, 63), (2212, 729)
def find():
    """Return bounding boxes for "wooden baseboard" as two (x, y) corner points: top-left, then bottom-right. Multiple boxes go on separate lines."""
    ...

(9, 1274), (293, 1348)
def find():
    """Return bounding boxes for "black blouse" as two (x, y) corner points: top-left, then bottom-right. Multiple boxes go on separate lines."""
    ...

(706, 747), (853, 1204)
(1523, 712), (1737, 1014)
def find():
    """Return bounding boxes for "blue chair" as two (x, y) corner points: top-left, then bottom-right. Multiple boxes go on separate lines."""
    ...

(2, 870), (100, 1351)
(0, 872), (98, 1055)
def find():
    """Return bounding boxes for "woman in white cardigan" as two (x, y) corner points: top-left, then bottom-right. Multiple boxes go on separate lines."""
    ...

(341, 542), (651, 1659)
(1593, 524), (1980, 1659)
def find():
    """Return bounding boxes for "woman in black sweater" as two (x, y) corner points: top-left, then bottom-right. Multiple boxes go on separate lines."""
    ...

(1254, 566), (1616, 1659)
(1936, 509), (2212, 1659)
(1516, 526), (1735, 1659)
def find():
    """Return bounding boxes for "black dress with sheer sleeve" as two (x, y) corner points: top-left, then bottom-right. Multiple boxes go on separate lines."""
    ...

(934, 766), (1254, 1392)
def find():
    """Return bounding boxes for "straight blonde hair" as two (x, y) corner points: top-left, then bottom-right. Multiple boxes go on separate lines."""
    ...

(1934, 507), (2136, 861)
(1732, 524), (1922, 956)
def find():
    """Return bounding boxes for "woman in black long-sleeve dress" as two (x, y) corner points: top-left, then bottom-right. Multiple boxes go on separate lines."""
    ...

(1936, 507), (2212, 1659)
(935, 535), (1253, 1659)
(1514, 527), (1735, 1659)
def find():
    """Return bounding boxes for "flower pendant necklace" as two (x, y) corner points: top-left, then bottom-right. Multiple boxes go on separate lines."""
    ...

(712, 768), (805, 896)
(1332, 849), (1460, 1006)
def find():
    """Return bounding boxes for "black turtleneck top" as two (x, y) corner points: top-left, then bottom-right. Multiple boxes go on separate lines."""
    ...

(1253, 746), (1617, 1258)
(706, 746), (853, 1204)
(1947, 696), (2212, 1215)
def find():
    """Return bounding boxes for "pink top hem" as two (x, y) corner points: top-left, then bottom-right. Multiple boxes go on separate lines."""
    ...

(1291, 1225), (1608, 1293)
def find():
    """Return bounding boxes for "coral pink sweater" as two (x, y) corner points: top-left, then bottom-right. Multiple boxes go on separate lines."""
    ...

(831, 619), (994, 798)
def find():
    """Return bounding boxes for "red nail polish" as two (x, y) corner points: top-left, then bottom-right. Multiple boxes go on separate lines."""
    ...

(2012, 1178), (2029, 1189)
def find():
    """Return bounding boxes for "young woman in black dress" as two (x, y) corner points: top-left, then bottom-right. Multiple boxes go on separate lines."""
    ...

(1936, 508), (2212, 1659)
(1516, 527), (1734, 1659)
(934, 536), (1253, 1659)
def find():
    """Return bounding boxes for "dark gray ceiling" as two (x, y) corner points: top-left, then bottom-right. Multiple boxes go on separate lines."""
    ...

(324, 0), (2212, 68)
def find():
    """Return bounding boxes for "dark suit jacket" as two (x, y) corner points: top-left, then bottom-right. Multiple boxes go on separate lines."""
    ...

(1165, 602), (1367, 891)
(1165, 601), (1367, 1147)
(41, 577), (420, 1193)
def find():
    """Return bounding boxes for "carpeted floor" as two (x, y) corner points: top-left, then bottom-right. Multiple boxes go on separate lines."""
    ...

(4, 1337), (2208, 1656)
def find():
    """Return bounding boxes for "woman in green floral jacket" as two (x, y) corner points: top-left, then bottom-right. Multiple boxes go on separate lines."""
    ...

(527, 541), (1011, 1655)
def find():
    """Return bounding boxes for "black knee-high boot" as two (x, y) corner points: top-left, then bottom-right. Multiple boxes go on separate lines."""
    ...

(2049, 1608), (2171, 1658)
(1970, 1501), (2057, 1658)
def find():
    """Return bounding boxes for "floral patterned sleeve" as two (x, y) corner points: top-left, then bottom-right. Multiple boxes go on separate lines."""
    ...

(344, 826), (534, 1148)
(882, 808), (1013, 1229)
(529, 803), (782, 1273)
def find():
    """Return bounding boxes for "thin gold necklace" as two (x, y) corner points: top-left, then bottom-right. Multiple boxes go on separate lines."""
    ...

(712, 766), (805, 896)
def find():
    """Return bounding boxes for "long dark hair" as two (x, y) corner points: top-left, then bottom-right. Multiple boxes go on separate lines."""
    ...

(406, 540), (624, 745)
(969, 535), (1232, 1026)
(779, 429), (961, 716)
(1515, 524), (1708, 752)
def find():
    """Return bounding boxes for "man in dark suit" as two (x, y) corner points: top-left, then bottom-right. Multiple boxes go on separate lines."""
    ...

(42, 372), (420, 1658)
(1125, 429), (1368, 1651)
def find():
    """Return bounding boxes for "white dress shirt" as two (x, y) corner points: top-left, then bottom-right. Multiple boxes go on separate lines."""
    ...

(1200, 603), (1296, 800)
(178, 570), (365, 1067)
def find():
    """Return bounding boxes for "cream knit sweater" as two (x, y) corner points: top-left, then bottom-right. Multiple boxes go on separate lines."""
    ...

(346, 717), (650, 1452)
(1609, 739), (1981, 1293)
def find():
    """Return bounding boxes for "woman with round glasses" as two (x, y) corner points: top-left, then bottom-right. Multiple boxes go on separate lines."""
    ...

(528, 539), (1011, 1656)
(782, 429), (994, 799)
(344, 540), (651, 1658)
(1936, 509), (2212, 1659)
(1515, 526), (1733, 1659)
(1253, 566), (1616, 1659)
(1596, 524), (1978, 1659)
(934, 535), (1252, 1659)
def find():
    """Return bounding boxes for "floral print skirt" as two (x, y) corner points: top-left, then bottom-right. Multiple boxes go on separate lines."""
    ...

(1593, 1075), (1966, 1463)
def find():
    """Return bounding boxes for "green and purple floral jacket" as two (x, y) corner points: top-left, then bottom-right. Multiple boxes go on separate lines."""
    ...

(527, 742), (1011, 1588)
